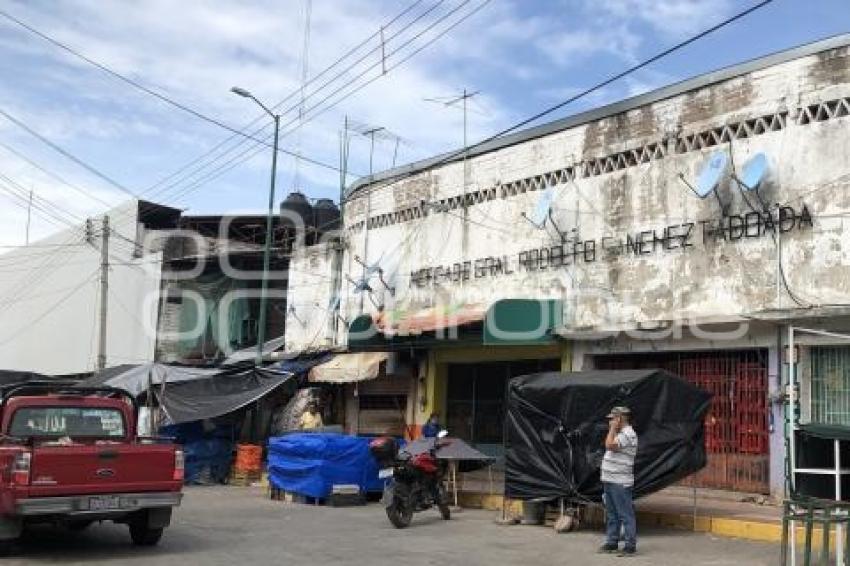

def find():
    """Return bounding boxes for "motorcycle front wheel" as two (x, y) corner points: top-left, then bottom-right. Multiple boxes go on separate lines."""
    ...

(437, 485), (451, 520)
(386, 499), (413, 529)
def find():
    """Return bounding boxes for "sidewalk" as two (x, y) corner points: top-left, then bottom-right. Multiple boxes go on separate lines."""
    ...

(455, 474), (784, 543)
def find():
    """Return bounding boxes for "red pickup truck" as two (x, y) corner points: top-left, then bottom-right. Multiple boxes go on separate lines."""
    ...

(0, 382), (183, 550)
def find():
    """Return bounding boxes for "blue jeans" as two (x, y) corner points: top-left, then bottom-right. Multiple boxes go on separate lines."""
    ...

(603, 482), (636, 550)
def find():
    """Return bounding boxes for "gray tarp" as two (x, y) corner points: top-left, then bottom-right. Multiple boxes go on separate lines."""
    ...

(81, 357), (334, 425)
(401, 437), (495, 473)
(156, 367), (294, 425)
(81, 363), (221, 397)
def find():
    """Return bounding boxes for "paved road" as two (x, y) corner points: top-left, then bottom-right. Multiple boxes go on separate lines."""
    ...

(8, 486), (779, 565)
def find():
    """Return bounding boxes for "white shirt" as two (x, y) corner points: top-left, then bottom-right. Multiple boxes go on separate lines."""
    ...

(600, 425), (638, 486)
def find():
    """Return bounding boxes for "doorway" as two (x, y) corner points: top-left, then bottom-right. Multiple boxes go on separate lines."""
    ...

(445, 358), (559, 463)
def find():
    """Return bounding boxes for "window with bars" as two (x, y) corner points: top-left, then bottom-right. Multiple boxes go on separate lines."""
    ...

(811, 346), (850, 426)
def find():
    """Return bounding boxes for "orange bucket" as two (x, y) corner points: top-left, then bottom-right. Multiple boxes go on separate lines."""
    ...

(234, 443), (263, 473)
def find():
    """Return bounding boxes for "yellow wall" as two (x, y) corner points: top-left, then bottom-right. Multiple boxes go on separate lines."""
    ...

(417, 341), (571, 425)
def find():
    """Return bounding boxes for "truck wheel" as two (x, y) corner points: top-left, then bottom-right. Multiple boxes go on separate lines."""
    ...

(129, 524), (164, 546)
(0, 540), (15, 557)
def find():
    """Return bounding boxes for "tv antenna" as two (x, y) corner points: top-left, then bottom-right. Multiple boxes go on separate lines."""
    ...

(424, 89), (482, 201)
(678, 151), (729, 213)
(732, 152), (768, 210)
(348, 119), (409, 168)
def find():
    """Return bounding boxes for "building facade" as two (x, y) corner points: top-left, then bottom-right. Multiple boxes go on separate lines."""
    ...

(285, 35), (850, 496)
(0, 199), (177, 375)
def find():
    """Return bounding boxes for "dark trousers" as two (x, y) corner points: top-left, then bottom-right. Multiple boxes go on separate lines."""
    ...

(603, 482), (637, 550)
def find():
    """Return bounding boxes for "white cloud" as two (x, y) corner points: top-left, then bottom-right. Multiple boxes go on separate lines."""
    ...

(536, 25), (642, 67)
(588, 0), (735, 38)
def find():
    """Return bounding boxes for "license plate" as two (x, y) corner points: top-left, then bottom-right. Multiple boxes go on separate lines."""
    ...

(378, 468), (394, 479)
(88, 495), (121, 511)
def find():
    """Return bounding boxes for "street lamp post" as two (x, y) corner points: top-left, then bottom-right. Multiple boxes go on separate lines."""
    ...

(231, 86), (280, 365)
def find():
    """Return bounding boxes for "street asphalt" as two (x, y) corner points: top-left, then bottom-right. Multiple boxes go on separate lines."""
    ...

(8, 486), (780, 565)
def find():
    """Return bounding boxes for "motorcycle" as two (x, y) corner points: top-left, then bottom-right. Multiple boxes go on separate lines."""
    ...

(369, 430), (452, 529)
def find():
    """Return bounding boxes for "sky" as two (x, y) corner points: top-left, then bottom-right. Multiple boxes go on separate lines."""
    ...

(0, 0), (848, 247)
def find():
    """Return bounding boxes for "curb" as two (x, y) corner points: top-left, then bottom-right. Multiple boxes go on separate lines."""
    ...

(457, 492), (786, 544)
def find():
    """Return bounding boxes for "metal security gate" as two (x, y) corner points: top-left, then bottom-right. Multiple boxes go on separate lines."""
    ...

(595, 350), (770, 494)
(811, 346), (850, 426)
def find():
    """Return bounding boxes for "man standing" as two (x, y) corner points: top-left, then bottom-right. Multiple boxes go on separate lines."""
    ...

(599, 406), (639, 557)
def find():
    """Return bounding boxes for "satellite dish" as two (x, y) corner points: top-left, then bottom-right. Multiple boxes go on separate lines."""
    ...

(694, 151), (728, 198)
(738, 153), (767, 191)
(528, 187), (555, 227)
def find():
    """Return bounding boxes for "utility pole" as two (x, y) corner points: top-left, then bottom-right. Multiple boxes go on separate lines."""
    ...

(230, 87), (281, 366)
(96, 215), (109, 372)
(24, 189), (32, 245)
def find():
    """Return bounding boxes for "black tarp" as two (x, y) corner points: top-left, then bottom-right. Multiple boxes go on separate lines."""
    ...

(0, 370), (50, 387)
(504, 369), (711, 502)
(158, 366), (295, 425)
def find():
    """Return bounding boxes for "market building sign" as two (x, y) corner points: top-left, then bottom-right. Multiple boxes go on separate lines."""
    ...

(410, 204), (813, 288)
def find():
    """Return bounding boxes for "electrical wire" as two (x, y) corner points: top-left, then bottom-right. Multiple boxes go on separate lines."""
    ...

(159, 0), (485, 206)
(146, 0), (464, 205)
(343, 0), (776, 204)
(139, 0), (427, 198)
(0, 268), (99, 348)
(0, 9), (344, 175)
(0, 140), (117, 209)
(0, 107), (139, 198)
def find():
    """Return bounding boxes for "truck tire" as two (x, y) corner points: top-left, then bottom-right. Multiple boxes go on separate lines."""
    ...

(0, 540), (15, 557)
(129, 524), (164, 546)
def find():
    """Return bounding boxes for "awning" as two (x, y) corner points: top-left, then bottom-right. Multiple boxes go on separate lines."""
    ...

(484, 299), (563, 345)
(158, 366), (295, 425)
(347, 304), (487, 349)
(308, 352), (388, 383)
(375, 304), (486, 335)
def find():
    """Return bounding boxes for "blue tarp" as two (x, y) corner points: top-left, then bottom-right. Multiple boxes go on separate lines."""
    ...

(161, 422), (235, 484)
(267, 433), (384, 498)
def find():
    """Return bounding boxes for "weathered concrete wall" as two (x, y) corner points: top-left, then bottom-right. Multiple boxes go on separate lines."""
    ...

(316, 42), (850, 344)
(283, 241), (339, 353)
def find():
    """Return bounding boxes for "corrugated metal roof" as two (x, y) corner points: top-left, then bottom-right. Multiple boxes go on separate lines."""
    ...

(348, 33), (850, 196)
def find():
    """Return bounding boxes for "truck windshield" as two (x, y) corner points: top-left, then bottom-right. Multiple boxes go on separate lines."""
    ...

(9, 407), (125, 438)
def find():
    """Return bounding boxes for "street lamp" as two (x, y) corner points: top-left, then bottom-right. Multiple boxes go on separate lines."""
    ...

(231, 86), (280, 365)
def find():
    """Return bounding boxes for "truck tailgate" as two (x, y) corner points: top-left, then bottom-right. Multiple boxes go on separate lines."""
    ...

(27, 444), (178, 497)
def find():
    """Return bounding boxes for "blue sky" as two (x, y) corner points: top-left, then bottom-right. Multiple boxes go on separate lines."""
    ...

(0, 0), (848, 246)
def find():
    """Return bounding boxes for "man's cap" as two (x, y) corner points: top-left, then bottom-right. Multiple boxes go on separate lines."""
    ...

(606, 406), (631, 418)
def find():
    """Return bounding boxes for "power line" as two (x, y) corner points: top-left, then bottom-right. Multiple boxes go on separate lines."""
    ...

(159, 0), (487, 205)
(0, 8), (347, 176)
(345, 0), (776, 203)
(139, 0), (427, 199)
(0, 140), (117, 209)
(0, 268), (99, 348)
(141, 0), (449, 204)
(0, 107), (138, 198)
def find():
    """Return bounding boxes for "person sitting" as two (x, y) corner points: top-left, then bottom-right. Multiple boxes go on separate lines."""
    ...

(299, 402), (324, 431)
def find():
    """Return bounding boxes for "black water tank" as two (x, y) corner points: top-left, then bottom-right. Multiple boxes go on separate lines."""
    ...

(280, 191), (313, 229)
(313, 198), (340, 231)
